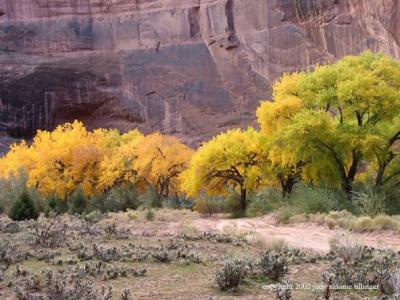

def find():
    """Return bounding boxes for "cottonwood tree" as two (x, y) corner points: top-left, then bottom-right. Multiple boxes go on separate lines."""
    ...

(180, 128), (271, 214)
(257, 51), (400, 199)
(134, 133), (193, 206)
(97, 129), (144, 191)
(0, 121), (106, 199)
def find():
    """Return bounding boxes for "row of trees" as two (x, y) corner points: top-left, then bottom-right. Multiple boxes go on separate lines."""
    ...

(182, 51), (400, 210)
(1, 51), (399, 215)
(0, 122), (193, 205)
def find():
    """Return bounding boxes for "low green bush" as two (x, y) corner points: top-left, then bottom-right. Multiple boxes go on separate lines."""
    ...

(87, 193), (107, 213)
(353, 188), (386, 217)
(0, 170), (43, 215)
(224, 192), (245, 218)
(44, 195), (67, 216)
(105, 187), (139, 212)
(246, 188), (282, 217)
(290, 185), (350, 214)
(88, 187), (139, 213)
(139, 186), (161, 209)
(9, 190), (40, 221)
(0, 170), (29, 213)
(68, 186), (88, 215)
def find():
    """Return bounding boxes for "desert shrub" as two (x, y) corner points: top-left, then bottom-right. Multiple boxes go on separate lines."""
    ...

(262, 238), (287, 252)
(82, 210), (103, 234)
(290, 185), (350, 214)
(372, 215), (400, 231)
(31, 212), (67, 248)
(9, 190), (39, 221)
(246, 189), (282, 217)
(139, 186), (161, 208)
(273, 280), (292, 300)
(108, 187), (139, 211)
(121, 289), (133, 300)
(384, 187), (400, 215)
(87, 193), (108, 213)
(326, 257), (354, 285)
(326, 210), (353, 220)
(90, 188), (139, 213)
(224, 192), (245, 218)
(329, 234), (364, 263)
(68, 186), (88, 215)
(353, 188), (386, 217)
(163, 195), (193, 210)
(308, 213), (326, 225)
(178, 221), (200, 236)
(145, 209), (155, 221)
(259, 251), (289, 281)
(391, 268), (400, 299)
(288, 213), (309, 223)
(215, 260), (247, 290)
(351, 216), (374, 232)
(44, 195), (67, 216)
(276, 206), (297, 224)
(371, 255), (395, 295)
(194, 194), (224, 216)
(44, 269), (113, 300)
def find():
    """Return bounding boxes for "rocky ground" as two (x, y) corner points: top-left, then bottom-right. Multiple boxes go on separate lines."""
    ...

(0, 209), (398, 299)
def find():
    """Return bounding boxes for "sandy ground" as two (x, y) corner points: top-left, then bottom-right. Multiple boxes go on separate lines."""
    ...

(190, 215), (400, 253)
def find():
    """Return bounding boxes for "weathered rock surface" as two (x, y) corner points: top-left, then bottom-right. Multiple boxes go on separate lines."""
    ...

(0, 0), (399, 147)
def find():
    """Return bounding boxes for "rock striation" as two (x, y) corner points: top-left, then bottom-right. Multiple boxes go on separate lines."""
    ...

(0, 0), (399, 146)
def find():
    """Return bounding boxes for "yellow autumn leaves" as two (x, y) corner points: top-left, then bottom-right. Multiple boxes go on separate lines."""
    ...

(0, 121), (193, 201)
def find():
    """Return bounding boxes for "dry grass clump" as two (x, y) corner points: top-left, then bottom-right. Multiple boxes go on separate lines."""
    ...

(329, 234), (364, 263)
(261, 238), (287, 252)
(350, 216), (374, 232)
(372, 215), (400, 231)
(178, 221), (200, 236)
(287, 210), (400, 233)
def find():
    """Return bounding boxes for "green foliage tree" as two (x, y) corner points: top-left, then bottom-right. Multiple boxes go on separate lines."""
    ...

(68, 186), (88, 215)
(257, 51), (400, 200)
(9, 190), (39, 221)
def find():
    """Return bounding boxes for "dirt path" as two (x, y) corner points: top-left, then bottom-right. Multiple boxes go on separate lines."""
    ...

(191, 215), (400, 253)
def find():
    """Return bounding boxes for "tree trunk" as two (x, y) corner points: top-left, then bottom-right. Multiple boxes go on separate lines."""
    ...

(280, 175), (297, 198)
(239, 188), (247, 213)
(339, 150), (360, 202)
(341, 178), (353, 201)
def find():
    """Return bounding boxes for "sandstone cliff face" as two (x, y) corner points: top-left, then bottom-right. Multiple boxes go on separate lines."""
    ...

(0, 0), (399, 146)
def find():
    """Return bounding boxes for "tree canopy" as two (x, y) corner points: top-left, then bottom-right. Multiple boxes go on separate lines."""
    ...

(0, 121), (193, 204)
(180, 128), (270, 211)
(257, 51), (400, 199)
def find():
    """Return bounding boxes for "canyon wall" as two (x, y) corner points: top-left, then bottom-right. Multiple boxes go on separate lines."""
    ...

(0, 0), (399, 147)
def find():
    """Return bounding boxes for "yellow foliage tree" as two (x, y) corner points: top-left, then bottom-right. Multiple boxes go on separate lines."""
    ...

(0, 122), (105, 198)
(180, 128), (271, 213)
(97, 130), (144, 191)
(134, 133), (194, 205)
(34, 121), (106, 198)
